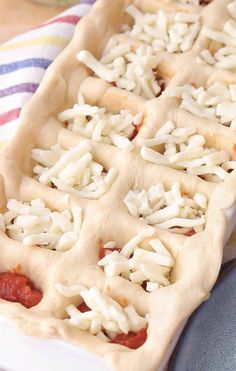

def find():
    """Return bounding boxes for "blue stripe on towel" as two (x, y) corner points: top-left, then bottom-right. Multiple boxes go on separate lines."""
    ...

(0, 58), (52, 75)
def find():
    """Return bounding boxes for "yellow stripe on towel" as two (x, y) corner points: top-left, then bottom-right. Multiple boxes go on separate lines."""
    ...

(0, 36), (69, 52)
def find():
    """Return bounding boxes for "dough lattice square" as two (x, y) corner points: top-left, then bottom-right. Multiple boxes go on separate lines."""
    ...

(0, 1), (236, 371)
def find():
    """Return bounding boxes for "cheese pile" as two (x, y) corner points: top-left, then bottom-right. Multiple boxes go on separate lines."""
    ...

(98, 229), (174, 292)
(76, 5), (201, 98)
(122, 5), (201, 53)
(32, 140), (117, 200)
(166, 82), (236, 130)
(198, 1), (236, 70)
(139, 120), (236, 182)
(0, 199), (82, 251)
(58, 96), (142, 151)
(55, 284), (147, 341)
(124, 182), (207, 234)
(77, 42), (161, 99)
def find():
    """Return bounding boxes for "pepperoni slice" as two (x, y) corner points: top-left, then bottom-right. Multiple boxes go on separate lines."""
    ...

(98, 246), (121, 260)
(0, 272), (42, 308)
(112, 328), (147, 349)
(77, 301), (91, 312)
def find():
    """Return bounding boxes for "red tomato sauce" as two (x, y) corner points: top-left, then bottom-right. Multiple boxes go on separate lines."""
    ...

(0, 272), (42, 308)
(155, 73), (166, 97)
(98, 246), (121, 260)
(77, 301), (91, 313)
(129, 124), (141, 141)
(171, 227), (196, 236)
(184, 229), (196, 237)
(77, 301), (147, 349)
(199, 0), (211, 5)
(112, 327), (147, 349)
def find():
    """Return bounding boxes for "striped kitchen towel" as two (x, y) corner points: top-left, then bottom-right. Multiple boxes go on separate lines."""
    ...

(0, 0), (95, 149)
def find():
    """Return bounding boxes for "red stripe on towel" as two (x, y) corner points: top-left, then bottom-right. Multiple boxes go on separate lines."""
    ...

(0, 108), (21, 125)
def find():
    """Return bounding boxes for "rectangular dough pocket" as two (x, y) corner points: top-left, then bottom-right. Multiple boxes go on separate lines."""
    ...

(0, 1), (236, 371)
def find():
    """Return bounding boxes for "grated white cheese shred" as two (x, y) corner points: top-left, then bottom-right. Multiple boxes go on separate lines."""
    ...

(124, 182), (207, 234)
(0, 199), (82, 251)
(139, 120), (236, 182)
(58, 99), (142, 151)
(77, 42), (161, 99)
(98, 230), (174, 292)
(55, 284), (147, 339)
(166, 82), (236, 131)
(122, 5), (200, 53)
(198, 1), (236, 71)
(32, 140), (118, 200)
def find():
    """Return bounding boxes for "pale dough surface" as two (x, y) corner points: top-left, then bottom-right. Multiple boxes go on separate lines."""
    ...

(0, 0), (236, 371)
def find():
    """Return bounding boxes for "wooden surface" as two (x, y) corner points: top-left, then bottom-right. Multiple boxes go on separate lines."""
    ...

(0, 0), (67, 44)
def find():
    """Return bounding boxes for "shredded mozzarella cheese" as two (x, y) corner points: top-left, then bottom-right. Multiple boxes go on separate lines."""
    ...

(98, 230), (174, 291)
(139, 120), (236, 182)
(77, 42), (161, 99)
(122, 5), (200, 53)
(55, 284), (147, 339)
(166, 82), (236, 131)
(198, 1), (236, 71)
(0, 199), (82, 251)
(124, 182), (207, 234)
(32, 140), (118, 200)
(58, 98), (142, 151)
